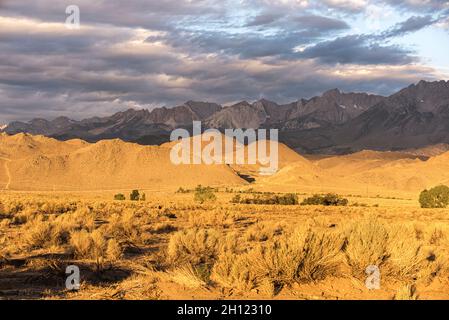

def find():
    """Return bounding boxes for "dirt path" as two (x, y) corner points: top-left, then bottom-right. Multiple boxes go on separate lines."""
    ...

(0, 157), (11, 190)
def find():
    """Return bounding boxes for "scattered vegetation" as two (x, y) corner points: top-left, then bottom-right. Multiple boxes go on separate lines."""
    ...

(176, 187), (191, 194)
(301, 193), (348, 206)
(1, 191), (449, 300)
(130, 189), (140, 201)
(114, 193), (126, 201)
(395, 284), (418, 300)
(231, 193), (298, 205)
(194, 185), (217, 204)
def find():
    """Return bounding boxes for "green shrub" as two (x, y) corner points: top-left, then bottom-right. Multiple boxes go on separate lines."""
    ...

(231, 193), (298, 205)
(114, 193), (126, 201)
(301, 193), (348, 206)
(419, 185), (449, 208)
(231, 194), (242, 204)
(194, 185), (217, 204)
(176, 187), (190, 194)
(130, 190), (140, 201)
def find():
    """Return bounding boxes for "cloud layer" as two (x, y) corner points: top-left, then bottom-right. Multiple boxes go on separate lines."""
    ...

(0, 0), (448, 122)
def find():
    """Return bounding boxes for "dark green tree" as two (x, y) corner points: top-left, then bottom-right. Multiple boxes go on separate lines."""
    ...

(130, 189), (140, 201)
(419, 185), (449, 208)
(114, 193), (126, 201)
(301, 193), (348, 206)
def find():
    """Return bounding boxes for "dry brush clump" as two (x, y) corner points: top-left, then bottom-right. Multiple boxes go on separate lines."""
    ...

(168, 264), (208, 289)
(106, 209), (144, 245)
(344, 216), (433, 281)
(187, 210), (241, 228)
(211, 226), (345, 295)
(69, 229), (123, 269)
(394, 284), (418, 300)
(245, 222), (284, 242)
(344, 216), (390, 276)
(167, 228), (221, 267)
(211, 250), (258, 292)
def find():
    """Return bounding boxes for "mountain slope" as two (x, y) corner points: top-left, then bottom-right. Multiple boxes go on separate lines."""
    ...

(332, 80), (449, 151)
(0, 133), (245, 191)
(3, 81), (449, 155)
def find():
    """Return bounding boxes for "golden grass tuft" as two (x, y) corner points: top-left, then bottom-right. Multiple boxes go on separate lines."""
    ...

(169, 264), (207, 289)
(344, 216), (389, 276)
(394, 284), (418, 300)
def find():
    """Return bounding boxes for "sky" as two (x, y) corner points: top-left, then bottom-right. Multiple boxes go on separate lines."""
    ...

(0, 0), (448, 123)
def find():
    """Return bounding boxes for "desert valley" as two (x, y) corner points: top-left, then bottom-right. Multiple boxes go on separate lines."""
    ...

(1, 126), (449, 300)
(2, 0), (449, 307)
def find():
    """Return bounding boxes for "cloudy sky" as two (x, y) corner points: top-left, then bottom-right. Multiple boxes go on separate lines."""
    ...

(0, 0), (448, 123)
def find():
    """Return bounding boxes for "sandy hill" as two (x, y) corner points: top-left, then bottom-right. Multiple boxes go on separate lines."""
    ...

(314, 150), (420, 173)
(0, 133), (87, 159)
(3, 132), (449, 195)
(262, 148), (449, 195)
(0, 134), (246, 191)
(162, 134), (304, 179)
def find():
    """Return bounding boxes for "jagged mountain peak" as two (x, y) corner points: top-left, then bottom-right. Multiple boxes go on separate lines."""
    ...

(3, 80), (449, 154)
(322, 88), (341, 97)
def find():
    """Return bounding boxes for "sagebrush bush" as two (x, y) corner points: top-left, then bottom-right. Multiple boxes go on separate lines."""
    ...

(23, 218), (53, 249)
(245, 222), (283, 242)
(167, 228), (220, 266)
(106, 238), (123, 261)
(69, 228), (122, 269)
(395, 284), (418, 300)
(211, 251), (257, 292)
(70, 229), (94, 258)
(344, 217), (389, 276)
(23, 216), (73, 249)
(385, 225), (423, 278)
(107, 209), (142, 244)
(169, 264), (208, 289)
(212, 227), (345, 294)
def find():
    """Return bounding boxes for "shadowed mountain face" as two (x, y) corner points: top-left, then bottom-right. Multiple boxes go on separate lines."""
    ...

(285, 80), (449, 154)
(3, 81), (449, 154)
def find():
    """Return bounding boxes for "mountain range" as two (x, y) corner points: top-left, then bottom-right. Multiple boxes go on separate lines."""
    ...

(2, 80), (449, 154)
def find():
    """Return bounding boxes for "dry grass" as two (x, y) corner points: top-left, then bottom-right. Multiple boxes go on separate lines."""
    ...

(394, 284), (418, 300)
(1, 191), (449, 300)
(344, 216), (389, 276)
(169, 264), (207, 289)
(167, 228), (220, 267)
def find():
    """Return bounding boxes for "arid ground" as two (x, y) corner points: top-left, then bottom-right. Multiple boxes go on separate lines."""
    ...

(1, 133), (449, 300)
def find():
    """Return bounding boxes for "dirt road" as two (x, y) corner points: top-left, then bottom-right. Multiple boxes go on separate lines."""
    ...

(0, 157), (11, 190)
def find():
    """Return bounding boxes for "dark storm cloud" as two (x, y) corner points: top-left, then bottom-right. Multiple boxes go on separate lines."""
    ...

(158, 30), (314, 59)
(246, 13), (350, 31)
(293, 15), (350, 31)
(381, 15), (438, 38)
(0, 0), (225, 31)
(299, 35), (416, 65)
(0, 0), (446, 123)
(155, 14), (349, 59)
